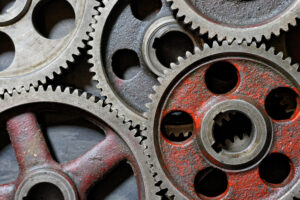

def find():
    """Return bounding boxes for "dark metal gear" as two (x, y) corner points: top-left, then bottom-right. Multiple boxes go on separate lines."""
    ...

(89, 0), (203, 125)
(167, 0), (300, 43)
(0, 86), (157, 200)
(143, 41), (300, 199)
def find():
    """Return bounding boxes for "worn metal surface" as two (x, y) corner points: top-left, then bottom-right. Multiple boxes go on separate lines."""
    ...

(89, 0), (203, 125)
(0, 87), (157, 200)
(143, 42), (300, 199)
(167, 0), (300, 42)
(0, 0), (98, 93)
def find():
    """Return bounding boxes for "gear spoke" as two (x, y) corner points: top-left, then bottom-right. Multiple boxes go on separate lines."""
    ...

(63, 128), (129, 195)
(0, 183), (14, 200)
(6, 113), (53, 171)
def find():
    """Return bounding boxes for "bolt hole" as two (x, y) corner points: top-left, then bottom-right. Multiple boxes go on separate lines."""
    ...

(194, 167), (228, 197)
(130, 0), (162, 20)
(205, 61), (238, 94)
(112, 49), (141, 80)
(259, 153), (291, 184)
(212, 111), (252, 153)
(0, 31), (15, 71)
(161, 111), (193, 142)
(265, 87), (299, 120)
(23, 182), (64, 200)
(0, 0), (15, 15)
(32, 0), (75, 39)
(153, 31), (194, 68)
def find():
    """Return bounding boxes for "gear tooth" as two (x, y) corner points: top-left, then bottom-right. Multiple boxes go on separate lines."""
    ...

(202, 44), (209, 50)
(195, 46), (202, 53)
(212, 41), (219, 48)
(0, 88), (4, 94)
(64, 87), (71, 94)
(285, 57), (292, 65)
(185, 51), (192, 57)
(4, 92), (11, 99)
(170, 62), (177, 69)
(177, 56), (184, 63)
(277, 51), (284, 59)
(37, 85), (44, 92)
(157, 77), (164, 84)
(268, 47), (275, 54)
(260, 43), (266, 50)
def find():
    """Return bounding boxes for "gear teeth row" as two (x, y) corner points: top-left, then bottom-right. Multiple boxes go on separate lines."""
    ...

(167, 0), (299, 43)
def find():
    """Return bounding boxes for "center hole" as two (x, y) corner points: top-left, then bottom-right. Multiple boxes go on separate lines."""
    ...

(153, 31), (194, 68)
(0, 0), (15, 15)
(212, 111), (252, 153)
(23, 182), (64, 200)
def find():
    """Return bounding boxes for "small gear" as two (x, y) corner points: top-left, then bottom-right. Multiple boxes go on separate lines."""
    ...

(0, 0), (99, 94)
(0, 86), (157, 200)
(88, 0), (203, 125)
(143, 41), (300, 199)
(167, 0), (300, 43)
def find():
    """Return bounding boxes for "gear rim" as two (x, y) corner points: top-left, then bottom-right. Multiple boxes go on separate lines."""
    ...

(142, 41), (300, 199)
(167, 0), (300, 43)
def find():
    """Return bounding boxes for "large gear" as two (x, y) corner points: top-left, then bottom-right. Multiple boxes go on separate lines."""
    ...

(0, 0), (98, 94)
(88, 0), (203, 125)
(143, 41), (300, 199)
(167, 0), (300, 43)
(0, 86), (157, 200)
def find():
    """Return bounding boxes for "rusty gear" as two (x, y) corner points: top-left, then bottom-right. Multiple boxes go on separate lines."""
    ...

(167, 0), (300, 43)
(0, 86), (157, 200)
(142, 41), (300, 199)
(0, 0), (98, 94)
(88, 0), (203, 126)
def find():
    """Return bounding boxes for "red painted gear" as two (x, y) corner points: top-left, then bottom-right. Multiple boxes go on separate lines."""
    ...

(143, 42), (300, 199)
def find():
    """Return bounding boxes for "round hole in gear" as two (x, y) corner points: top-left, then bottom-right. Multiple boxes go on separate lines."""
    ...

(161, 111), (194, 142)
(0, 0), (15, 15)
(205, 61), (239, 94)
(130, 0), (162, 21)
(194, 167), (228, 197)
(212, 110), (253, 153)
(32, 0), (75, 39)
(0, 31), (15, 71)
(153, 31), (194, 68)
(23, 182), (64, 200)
(112, 49), (141, 80)
(265, 87), (299, 120)
(259, 153), (292, 185)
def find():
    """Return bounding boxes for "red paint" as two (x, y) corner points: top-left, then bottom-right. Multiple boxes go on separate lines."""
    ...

(157, 59), (300, 199)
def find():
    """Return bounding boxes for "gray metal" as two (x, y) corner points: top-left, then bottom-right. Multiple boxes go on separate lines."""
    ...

(200, 99), (272, 171)
(89, 0), (202, 126)
(15, 169), (78, 200)
(142, 41), (300, 199)
(167, 0), (300, 43)
(0, 0), (98, 93)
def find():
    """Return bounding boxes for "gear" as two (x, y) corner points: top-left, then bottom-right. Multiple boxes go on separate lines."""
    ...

(167, 0), (300, 43)
(0, 0), (98, 94)
(88, 0), (203, 125)
(143, 41), (300, 199)
(0, 86), (157, 200)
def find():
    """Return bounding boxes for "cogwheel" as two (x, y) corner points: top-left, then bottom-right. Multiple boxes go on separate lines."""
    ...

(167, 0), (300, 43)
(88, 0), (203, 126)
(143, 41), (300, 199)
(0, 86), (157, 200)
(0, 0), (99, 94)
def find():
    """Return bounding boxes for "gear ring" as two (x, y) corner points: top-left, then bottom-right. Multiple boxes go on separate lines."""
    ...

(167, 0), (300, 43)
(143, 42), (300, 199)
(0, 0), (98, 94)
(0, 86), (156, 200)
(89, 0), (203, 125)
